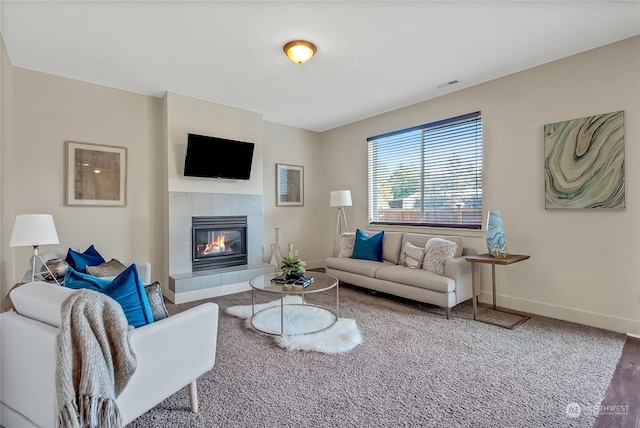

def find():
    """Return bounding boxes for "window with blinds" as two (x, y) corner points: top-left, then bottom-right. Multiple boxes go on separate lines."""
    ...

(367, 112), (482, 229)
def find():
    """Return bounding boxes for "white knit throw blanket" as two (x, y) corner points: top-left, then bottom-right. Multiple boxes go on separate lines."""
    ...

(56, 289), (137, 428)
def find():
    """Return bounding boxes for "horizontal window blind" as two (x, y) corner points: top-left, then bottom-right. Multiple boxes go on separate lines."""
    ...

(367, 112), (482, 229)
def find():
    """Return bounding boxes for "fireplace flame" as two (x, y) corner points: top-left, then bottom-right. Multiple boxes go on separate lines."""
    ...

(204, 234), (226, 255)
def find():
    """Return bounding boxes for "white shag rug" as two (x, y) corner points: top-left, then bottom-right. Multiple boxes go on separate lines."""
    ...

(225, 296), (362, 354)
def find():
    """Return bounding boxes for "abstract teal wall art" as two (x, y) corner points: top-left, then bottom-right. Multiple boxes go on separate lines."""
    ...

(544, 111), (625, 209)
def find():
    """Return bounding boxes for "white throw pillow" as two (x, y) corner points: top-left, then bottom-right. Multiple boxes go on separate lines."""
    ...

(399, 241), (424, 269)
(422, 238), (457, 275)
(337, 233), (356, 258)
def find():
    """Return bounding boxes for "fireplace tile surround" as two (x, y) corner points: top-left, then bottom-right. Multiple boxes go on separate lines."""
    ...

(169, 192), (265, 275)
(168, 192), (275, 303)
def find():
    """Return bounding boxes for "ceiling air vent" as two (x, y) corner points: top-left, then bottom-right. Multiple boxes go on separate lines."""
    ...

(437, 80), (459, 88)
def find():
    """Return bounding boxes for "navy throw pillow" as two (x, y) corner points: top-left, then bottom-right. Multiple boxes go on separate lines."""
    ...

(65, 245), (106, 273)
(64, 264), (154, 328)
(351, 229), (384, 262)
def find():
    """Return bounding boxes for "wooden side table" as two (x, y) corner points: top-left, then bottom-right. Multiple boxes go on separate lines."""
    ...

(465, 253), (531, 329)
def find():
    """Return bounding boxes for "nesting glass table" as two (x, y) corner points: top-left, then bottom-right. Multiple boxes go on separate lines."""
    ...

(249, 271), (339, 336)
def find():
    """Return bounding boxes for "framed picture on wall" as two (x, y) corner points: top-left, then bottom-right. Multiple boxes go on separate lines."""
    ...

(65, 141), (127, 206)
(276, 163), (304, 206)
(544, 111), (624, 209)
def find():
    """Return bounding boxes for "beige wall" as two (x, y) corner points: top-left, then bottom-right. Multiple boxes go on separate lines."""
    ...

(262, 121), (324, 266)
(0, 36), (8, 295)
(165, 92), (263, 195)
(0, 66), (164, 296)
(321, 36), (640, 334)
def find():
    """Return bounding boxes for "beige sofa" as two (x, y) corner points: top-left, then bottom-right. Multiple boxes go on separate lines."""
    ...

(325, 231), (474, 318)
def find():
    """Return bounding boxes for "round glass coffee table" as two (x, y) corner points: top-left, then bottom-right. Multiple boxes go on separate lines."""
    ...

(249, 271), (339, 336)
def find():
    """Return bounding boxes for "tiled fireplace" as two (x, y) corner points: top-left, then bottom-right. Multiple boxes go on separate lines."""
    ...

(168, 192), (274, 303)
(169, 192), (265, 274)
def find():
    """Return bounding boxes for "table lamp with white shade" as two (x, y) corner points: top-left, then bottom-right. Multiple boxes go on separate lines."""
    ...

(10, 214), (61, 284)
(330, 190), (352, 246)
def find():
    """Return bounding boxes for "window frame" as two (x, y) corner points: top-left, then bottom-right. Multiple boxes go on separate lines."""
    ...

(367, 111), (483, 230)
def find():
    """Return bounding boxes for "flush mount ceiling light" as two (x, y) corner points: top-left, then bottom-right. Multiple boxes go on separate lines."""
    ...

(283, 40), (317, 64)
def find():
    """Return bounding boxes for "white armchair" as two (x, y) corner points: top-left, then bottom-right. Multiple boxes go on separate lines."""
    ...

(0, 282), (219, 427)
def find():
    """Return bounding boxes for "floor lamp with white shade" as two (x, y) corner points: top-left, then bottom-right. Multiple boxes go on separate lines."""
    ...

(330, 190), (352, 246)
(10, 214), (61, 285)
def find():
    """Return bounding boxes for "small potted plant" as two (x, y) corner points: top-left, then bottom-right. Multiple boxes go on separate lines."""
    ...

(280, 255), (306, 280)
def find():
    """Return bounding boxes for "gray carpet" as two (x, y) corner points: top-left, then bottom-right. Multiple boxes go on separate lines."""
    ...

(127, 285), (625, 428)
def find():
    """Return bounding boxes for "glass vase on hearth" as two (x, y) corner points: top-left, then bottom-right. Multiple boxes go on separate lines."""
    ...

(486, 210), (508, 258)
(270, 227), (283, 268)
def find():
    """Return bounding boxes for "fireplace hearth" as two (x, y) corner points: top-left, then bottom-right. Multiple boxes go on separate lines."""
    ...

(192, 216), (247, 271)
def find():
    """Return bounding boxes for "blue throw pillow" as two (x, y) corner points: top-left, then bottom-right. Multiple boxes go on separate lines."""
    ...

(65, 245), (106, 273)
(351, 229), (384, 262)
(64, 264), (154, 328)
(64, 266), (110, 291)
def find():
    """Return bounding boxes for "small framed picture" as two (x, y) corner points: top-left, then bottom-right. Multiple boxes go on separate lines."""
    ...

(65, 141), (127, 206)
(276, 163), (304, 206)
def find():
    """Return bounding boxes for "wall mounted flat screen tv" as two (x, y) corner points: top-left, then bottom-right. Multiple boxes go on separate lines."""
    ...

(184, 133), (255, 180)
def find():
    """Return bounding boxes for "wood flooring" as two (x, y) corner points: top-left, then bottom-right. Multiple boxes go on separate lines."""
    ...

(593, 335), (640, 428)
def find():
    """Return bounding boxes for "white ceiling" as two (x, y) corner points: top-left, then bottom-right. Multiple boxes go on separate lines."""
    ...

(2, 1), (639, 132)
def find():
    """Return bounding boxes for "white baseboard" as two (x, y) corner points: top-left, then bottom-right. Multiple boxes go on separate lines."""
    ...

(160, 271), (639, 335)
(479, 291), (640, 335)
(163, 282), (251, 304)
